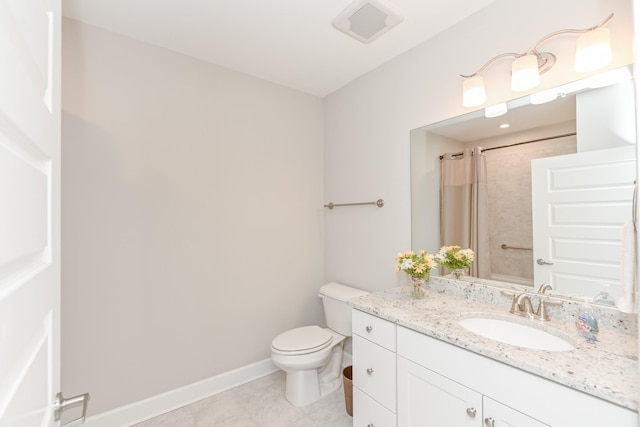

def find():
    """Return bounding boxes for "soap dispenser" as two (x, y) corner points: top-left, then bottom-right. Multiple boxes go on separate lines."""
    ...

(575, 298), (599, 343)
(593, 284), (616, 306)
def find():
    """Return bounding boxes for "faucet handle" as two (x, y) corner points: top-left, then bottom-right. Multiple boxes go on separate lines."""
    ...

(534, 297), (550, 321)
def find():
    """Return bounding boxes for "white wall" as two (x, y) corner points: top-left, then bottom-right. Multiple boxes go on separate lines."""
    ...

(62, 18), (325, 415)
(324, 0), (634, 292)
(577, 79), (636, 151)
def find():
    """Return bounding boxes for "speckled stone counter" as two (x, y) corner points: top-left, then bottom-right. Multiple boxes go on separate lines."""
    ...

(349, 276), (638, 411)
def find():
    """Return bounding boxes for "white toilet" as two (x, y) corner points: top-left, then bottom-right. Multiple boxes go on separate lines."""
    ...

(270, 282), (368, 407)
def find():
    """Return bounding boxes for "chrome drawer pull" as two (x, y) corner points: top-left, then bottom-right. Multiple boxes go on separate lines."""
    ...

(366, 368), (374, 375)
(367, 424), (375, 427)
(365, 325), (373, 332)
(466, 407), (477, 417)
(484, 417), (495, 427)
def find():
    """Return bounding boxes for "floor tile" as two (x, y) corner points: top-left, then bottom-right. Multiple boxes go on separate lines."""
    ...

(132, 370), (353, 427)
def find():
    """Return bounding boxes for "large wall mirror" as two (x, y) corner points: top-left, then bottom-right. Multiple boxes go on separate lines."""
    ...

(411, 66), (637, 308)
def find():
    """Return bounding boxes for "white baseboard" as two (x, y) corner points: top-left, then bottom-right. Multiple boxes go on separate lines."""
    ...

(78, 358), (278, 427)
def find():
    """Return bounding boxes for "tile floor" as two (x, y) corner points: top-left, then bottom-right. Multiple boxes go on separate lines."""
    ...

(131, 371), (354, 427)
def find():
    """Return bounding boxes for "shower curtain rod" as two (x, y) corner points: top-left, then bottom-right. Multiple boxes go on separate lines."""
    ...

(439, 132), (577, 160)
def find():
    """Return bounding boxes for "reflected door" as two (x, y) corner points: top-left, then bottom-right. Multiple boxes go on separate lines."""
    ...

(531, 146), (636, 299)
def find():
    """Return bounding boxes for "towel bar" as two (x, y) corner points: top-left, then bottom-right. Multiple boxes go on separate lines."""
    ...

(324, 199), (384, 209)
(500, 244), (532, 251)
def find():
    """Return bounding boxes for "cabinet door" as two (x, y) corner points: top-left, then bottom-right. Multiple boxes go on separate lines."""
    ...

(483, 397), (549, 427)
(353, 387), (396, 427)
(398, 356), (482, 427)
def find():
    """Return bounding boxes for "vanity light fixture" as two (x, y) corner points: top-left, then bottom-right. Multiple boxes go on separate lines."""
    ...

(461, 14), (614, 108)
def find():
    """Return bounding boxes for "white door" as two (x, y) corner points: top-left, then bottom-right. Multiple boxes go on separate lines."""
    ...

(531, 146), (636, 300)
(0, 1), (61, 426)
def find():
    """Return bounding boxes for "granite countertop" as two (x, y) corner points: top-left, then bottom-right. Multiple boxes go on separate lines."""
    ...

(349, 277), (638, 411)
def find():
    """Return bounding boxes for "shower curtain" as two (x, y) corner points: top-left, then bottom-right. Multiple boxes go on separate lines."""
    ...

(439, 147), (490, 278)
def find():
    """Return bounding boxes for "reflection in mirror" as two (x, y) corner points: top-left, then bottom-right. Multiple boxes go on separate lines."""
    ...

(410, 67), (636, 309)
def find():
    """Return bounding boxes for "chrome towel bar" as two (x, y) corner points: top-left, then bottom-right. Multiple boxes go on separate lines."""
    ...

(324, 199), (384, 209)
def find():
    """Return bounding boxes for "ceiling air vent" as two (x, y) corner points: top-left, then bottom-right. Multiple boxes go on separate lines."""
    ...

(332, 0), (404, 44)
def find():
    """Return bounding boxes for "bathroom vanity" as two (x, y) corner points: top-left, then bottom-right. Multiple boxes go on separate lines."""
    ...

(349, 277), (638, 426)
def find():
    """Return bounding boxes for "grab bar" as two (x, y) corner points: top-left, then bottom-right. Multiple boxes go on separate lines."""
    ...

(324, 199), (384, 210)
(500, 244), (532, 251)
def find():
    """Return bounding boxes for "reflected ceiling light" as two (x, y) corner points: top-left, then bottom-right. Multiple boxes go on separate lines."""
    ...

(460, 14), (613, 107)
(499, 123), (510, 129)
(530, 89), (558, 105)
(484, 102), (508, 118)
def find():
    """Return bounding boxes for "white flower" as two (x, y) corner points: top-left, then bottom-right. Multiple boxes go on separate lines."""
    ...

(400, 259), (414, 270)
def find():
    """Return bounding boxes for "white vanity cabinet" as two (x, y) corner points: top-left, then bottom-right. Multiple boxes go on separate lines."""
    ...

(351, 308), (638, 427)
(397, 356), (547, 426)
(352, 310), (397, 427)
(397, 326), (637, 426)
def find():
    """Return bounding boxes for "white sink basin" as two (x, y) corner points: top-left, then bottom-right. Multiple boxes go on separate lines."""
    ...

(458, 316), (575, 351)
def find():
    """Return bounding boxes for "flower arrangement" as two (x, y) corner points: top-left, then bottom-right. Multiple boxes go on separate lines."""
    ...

(434, 245), (475, 271)
(395, 250), (436, 279)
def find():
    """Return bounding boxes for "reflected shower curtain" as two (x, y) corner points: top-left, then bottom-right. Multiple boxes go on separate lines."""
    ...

(439, 147), (490, 278)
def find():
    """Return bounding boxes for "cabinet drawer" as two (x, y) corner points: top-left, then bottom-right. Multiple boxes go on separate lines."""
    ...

(353, 386), (396, 427)
(352, 309), (396, 350)
(353, 334), (396, 411)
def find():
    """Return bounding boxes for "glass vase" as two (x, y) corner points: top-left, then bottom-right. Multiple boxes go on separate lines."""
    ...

(452, 268), (465, 280)
(410, 277), (427, 299)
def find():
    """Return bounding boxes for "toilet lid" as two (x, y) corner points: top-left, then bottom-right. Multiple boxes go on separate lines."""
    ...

(272, 326), (333, 353)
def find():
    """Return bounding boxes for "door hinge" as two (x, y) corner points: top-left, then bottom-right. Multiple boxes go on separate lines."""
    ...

(53, 392), (90, 424)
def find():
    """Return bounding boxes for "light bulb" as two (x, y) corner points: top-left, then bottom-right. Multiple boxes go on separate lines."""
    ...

(484, 103), (508, 118)
(462, 75), (486, 108)
(530, 89), (558, 104)
(575, 28), (612, 73)
(511, 54), (540, 92)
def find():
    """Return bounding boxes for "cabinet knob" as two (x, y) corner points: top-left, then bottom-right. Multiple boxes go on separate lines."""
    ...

(484, 417), (495, 427)
(367, 424), (375, 427)
(466, 407), (477, 418)
(365, 325), (373, 332)
(366, 368), (374, 375)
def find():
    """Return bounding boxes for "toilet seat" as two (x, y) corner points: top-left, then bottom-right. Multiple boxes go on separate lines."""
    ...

(271, 326), (333, 356)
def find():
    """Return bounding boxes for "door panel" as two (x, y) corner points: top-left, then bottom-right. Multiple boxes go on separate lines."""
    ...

(0, 0), (60, 426)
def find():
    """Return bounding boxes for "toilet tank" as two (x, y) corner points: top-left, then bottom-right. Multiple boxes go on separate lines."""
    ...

(318, 282), (369, 336)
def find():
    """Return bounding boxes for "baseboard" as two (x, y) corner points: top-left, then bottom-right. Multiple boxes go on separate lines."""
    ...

(77, 358), (278, 427)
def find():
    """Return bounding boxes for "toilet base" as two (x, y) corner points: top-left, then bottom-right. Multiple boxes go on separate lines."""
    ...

(281, 340), (345, 407)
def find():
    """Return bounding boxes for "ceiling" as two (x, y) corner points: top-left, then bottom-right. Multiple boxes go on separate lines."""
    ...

(61, 0), (497, 97)
(427, 95), (577, 142)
